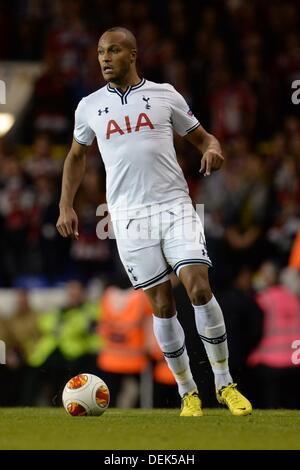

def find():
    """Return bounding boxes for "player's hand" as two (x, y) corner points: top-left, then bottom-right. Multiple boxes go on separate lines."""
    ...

(200, 150), (224, 176)
(56, 206), (79, 240)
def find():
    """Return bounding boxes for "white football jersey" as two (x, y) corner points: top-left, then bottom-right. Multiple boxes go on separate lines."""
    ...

(74, 79), (200, 220)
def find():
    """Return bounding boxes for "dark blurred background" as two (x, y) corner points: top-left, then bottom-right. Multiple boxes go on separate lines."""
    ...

(0, 0), (300, 409)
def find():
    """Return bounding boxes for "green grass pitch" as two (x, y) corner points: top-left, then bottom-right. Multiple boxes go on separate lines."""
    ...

(0, 408), (299, 450)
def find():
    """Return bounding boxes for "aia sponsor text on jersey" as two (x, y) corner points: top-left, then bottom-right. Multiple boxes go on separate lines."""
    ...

(106, 113), (154, 139)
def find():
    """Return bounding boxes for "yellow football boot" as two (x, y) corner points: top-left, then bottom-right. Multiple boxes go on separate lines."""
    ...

(180, 390), (203, 417)
(216, 383), (252, 416)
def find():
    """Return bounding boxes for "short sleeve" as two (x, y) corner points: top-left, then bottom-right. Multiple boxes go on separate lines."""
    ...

(166, 84), (200, 137)
(73, 98), (95, 146)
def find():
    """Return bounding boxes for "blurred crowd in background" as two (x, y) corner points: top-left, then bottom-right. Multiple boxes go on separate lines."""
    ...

(0, 0), (300, 408)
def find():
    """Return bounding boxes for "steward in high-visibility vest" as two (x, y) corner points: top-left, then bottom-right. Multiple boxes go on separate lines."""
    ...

(28, 300), (100, 367)
(248, 285), (300, 368)
(97, 287), (152, 374)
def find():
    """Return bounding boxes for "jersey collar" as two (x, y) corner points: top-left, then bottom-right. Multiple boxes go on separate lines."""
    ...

(107, 78), (146, 105)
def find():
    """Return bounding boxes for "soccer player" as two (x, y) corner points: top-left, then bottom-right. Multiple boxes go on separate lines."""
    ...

(57, 27), (252, 416)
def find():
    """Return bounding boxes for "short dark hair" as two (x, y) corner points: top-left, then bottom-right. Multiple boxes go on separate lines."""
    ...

(103, 26), (137, 50)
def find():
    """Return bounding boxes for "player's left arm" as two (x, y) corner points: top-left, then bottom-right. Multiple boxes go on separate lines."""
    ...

(184, 125), (224, 176)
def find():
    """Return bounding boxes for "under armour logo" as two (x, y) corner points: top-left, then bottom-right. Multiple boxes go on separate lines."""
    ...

(127, 265), (138, 281)
(98, 107), (109, 116)
(142, 96), (151, 109)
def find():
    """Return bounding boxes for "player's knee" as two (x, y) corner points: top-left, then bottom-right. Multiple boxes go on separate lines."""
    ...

(145, 282), (175, 317)
(187, 279), (212, 305)
(152, 300), (176, 317)
(148, 294), (175, 317)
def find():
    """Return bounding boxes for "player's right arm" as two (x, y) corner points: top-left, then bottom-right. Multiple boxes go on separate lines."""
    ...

(56, 139), (88, 240)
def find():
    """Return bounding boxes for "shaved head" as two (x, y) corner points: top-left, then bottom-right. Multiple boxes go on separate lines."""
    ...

(100, 27), (137, 50)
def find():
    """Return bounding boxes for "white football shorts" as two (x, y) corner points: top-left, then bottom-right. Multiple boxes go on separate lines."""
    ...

(112, 201), (212, 290)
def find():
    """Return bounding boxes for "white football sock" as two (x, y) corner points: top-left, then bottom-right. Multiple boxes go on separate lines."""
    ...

(193, 296), (233, 390)
(153, 313), (197, 397)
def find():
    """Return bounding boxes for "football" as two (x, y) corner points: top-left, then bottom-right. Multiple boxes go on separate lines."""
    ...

(62, 373), (110, 416)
